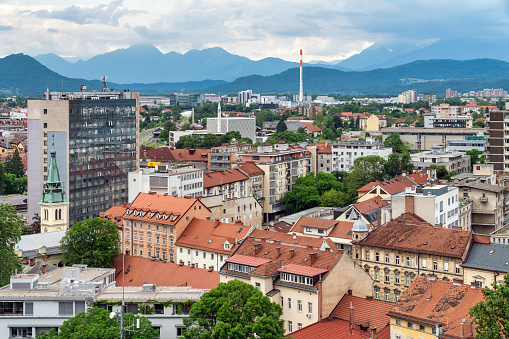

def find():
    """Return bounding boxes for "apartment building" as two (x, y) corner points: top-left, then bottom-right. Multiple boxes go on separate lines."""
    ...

(199, 195), (263, 228)
(461, 241), (509, 288)
(209, 142), (252, 171)
(203, 169), (249, 199)
(175, 218), (253, 271)
(219, 235), (372, 335)
(446, 134), (486, 153)
(356, 171), (430, 203)
(456, 183), (505, 234)
(316, 142), (333, 173)
(486, 110), (509, 172)
(237, 163), (264, 199)
(121, 193), (210, 262)
(411, 145), (471, 174)
(28, 88), (139, 224)
(128, 166), (204, 202)
(352, 213), (472, 303)
(381, 185), (459, 228)
(331, 139), (392, 172)
(238, 142), (311, 222)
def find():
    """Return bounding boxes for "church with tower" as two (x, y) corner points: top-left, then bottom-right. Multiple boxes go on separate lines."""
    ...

(39, 144), (69, 233)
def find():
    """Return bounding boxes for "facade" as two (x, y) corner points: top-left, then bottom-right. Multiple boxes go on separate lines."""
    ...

(388, 276), (483, 339)
(208, 142), (252, 171)
(410, 145), (470, 174)
(446, 134), (485, 153)
(206, 117), (256, 141)
(28, 89), (139, 224)
(424, 115), (473, 128)
(486, 110), (509, 172)
(461, 242), (509, 288)
(199, 195), (263, 228)
(452, 164), (496, 185)
(237, 163), (264, 199)
(382, 185), (459, 228)
(121, 193), (211, 262)
(238, 143), (311, 222)
(457, 183), (505, 234)
(397, 90), (417, 104)
(128, 166), (204, 202)
(356, 171), (430, 203)
(352, 213), (472, 303)
(15, 230), (66, 266)
(39, 145), (69, 233)
(168, 93), (204, 106)
(175, 218), (253, 270)
(203, 169), (249, 199)
(382, 127), (485, 151)
(331, 139), (392, 172)
(359, 114), (380, 131)
(219, 235), (373, 335)
(316, 142), (333, 174)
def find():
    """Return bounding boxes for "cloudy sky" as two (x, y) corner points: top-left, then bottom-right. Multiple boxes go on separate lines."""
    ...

(1, 0), (508, 62)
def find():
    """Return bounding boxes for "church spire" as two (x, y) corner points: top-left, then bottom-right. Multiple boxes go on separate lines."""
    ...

(41, 143), (66, 204)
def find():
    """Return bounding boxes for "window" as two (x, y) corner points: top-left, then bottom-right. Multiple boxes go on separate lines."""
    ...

(297, 300), (302, 312)
(385, 253), (390, 263)
(44, 122), (47, 128)
(10, 328), (32, 337)
(385, 271), (390, 283)
(288, 321), (293, 333)
(395, 255), (400, 265)
(43, 109), (48, 114)
(407, 322), (413, 329)
(406, 257), (410, 266)
(288, 298), (291, 310)
(395, 273), (400, 284)
(195, 251), (198, 256)
(395, 291), (400, 302)
(147, 234), (151, 243)
(308, 302), (313, 314)
(396, 319), (402, 325)
(156, 236), (160, 244)
(422, 258), (426, 269)
(75, 302), (85, 314)
(134, 232), (137, 241)
(203, 252), (206, 259)
(375, 252), (380, 262)
(280, 297), (284, 307)
(59, 302), (74, 316)
(255, 282), (260, 290)
(444, 262), (449, 272)
(419, 324), (425, 331)
(25, 302), (33, 315)
(298, 323), (302, 330)
(365, 251), (369, 260)
(374, 269), (379, 281)
(176, 326), (186, 337)
(211, 253), (214, 260)
(139, 233), (143, 241)
(405, 275), (410, 286)
(385, 290), (390, 301)
(305, 227), (312, 233)
(455, 264), (460, 274)
(374, 288), (379, 300)
(433, 261), (438, 271)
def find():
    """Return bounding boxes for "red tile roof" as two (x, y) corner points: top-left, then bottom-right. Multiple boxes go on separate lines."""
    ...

(330, 294), (392, 332)
(250, 229), (326, 249)
(354, 213), (472, 258)
(357, 176), (416, 194)
(175, 218), (252, 254)
(224, 237), (342, 279)
(99, 203), (128, 226)
(139, 147), (176, 161)
(171, 148), (211, 162)
(126, 193), (207, 225)
(388, 276), (483, 337)
(271, 221), (292, 233)
(287, 318), (384, 339)
(316, 141), (332, 154)
(112, 254), (219, 289)
(407, 170), (429, 185)
(353, 196), (388, 214)
(203, 169), (248, 189)
(301, 121), (323, 132)
(225, 254), (272, 266)
(327, 221), (356, 240)
(278, 264), (328, 277)
(292, 217), (340, 230)
(237, 163), (264, 176)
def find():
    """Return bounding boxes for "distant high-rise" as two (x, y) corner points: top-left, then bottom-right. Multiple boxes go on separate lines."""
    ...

(28, 87), (139, 225)
(299, 49), (304, 105)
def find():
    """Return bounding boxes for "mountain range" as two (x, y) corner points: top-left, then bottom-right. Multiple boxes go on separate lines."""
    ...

(4, 53), (509, 96)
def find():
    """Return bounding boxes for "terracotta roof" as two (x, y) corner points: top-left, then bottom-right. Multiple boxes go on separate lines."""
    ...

(357, 176), (416, 194)
(330, 293), (393, 333)
(223, 237), (342, 279)
(292, 216), (340, 230)
(171, 148), (211, 162)
(175, 218), (251, 254)
(99, 203), (128, 226)
(354, 213), (472, 258)
(271, 221), (292, 233)
(287, 318), (387, 339)
(388, 276), (483, 337)
(126, 193), (206, 225)
(316, 142), (332, 154)
(278, 264), (328, 277)
(203, 169), (248, 189)
(237, 163), (264, 176)
(327, 221), (356, 240)
(287, 116), (307, 120)
(112, 254), (219, 289)
(353, 196), (388, 214)
(407, 170), (429, 185)
(301, 121), (323, 132)
(225, 254), (272, 266)
(139, 147), (176, 161)
(250, 229), (326, 249)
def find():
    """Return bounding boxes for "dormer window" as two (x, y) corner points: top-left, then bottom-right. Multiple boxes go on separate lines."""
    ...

(305, 227), (312, 233)
(281, 273), (313, 285)
(317, 229), (324, 234)
(224, 243), (230, 250)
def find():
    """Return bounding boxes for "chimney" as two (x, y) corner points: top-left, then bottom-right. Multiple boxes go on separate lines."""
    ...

(42, 256), (47, 262)
(470, 282), (477, 289)
(365, 296), (373, 301)
(191, 263), (195, 268)
(273, 239), (281, 245)
(151, 256), (156, 261)
(349, 300), (355, 332)
(179, 261), (184, 266)
(261, 237), (266, 242)
(215, 219), (220, 228)
(370, 327), (377, 339)
(309, 252), (317, 265)
(42, 263), (47, 274)
(306, 244), (313, 249)
(30, 258), (35, 266)
(22, 257), (29, 264)
(289, 249), (295, 258)
(235, 220), (243, 225)
(253, 243), (262, 256)
(276, 247), (281, 257)
(347, 289), (352, 295)
(208, 266), (214, 272)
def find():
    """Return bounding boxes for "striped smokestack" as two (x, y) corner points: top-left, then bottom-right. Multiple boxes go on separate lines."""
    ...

(299, 49), (303, 105)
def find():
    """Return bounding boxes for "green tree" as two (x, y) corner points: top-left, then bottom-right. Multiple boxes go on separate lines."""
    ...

(265, 131), (308, 145)
(183, 279), (285, 339)
(0, 204), (23, 286)
(346, 156), (386, 197)
(4, 150), (25, 178)
(414, 114), (424, 127)
(158, 129), (169, 143)
(3, 173), (27, 194)
(430, 164), (455, 181)
(276, 119), (287, 133)
(201, 133), (221, 148)
(466, 149), (485, 171)
(181, 122), (191, 131)
(37, 307), (157, 339)
(320, 188), (349, 207)
(163, 120), (177, 132)
(473, 119), (486, 128)
(383, 153), (414, 179)
(220, 131), (242, 144)
(175, 135), (199, 149)
(384, 133), (408, 153)
(469, 273), (509, 339)
(60, 218), (120, 268)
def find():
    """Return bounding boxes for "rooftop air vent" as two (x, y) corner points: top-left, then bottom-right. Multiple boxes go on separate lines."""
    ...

(489, 250), (495, 255)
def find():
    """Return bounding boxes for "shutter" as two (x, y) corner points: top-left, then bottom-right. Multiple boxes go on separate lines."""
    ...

(25, 302), (33, 315)
(75, 302), (85, 314)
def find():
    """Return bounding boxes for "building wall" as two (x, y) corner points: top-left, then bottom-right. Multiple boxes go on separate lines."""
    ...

(459, 187), (503, 234)
(390, 317), (436, 339)
(462, 267), (504, 288)
(202, 196), (262, 228)
(176, 246), (229, 271)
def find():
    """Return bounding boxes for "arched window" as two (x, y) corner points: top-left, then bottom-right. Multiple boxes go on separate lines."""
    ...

(55, 209), (58, 220)
(44, 209), (48, 220)
(58, 209), (62, 220)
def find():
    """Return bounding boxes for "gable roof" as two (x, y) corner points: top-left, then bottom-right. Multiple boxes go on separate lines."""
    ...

(407, 170), (429, 185)
(353, 196), (388, 214)
(292, 216), (341, 231)
(99, 203), (128, 225)
(237, 163), (264, 176)
(112, 254), (219, 289)
(354, 213), (472, 259)
(171, 148), (211, 162)
(175, 218), (251, 254)
(250, 229), (326, 249)
(461, 243), (509, 273)
(287, 318), (390, 339)
(139, 147), (176, 162)
(203, 169), (248, 189)
(327, 221), (356, 240)
(357, 176), (417, 194)
(388, 276), (483, 337)
(300, 121), (323, 132)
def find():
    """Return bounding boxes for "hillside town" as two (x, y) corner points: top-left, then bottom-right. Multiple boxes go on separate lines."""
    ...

(0, 84), (508, 339)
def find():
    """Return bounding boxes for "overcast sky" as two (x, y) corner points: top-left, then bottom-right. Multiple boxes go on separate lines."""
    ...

(1, 0), (508, 62)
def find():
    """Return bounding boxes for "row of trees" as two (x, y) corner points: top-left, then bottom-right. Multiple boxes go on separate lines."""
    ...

(173, 131), (253, 149)
(0, 150), (27, 195)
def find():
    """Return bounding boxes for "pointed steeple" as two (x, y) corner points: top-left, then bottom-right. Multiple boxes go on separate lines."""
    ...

(217, 98), (222, 133)
(41, 143), (67, 204)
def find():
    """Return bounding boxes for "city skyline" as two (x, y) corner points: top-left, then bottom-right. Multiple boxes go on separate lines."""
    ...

(1, 0), (508, 62)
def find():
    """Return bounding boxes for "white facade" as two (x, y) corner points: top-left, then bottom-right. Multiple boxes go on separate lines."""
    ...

(331, 139), (392, 172)
(176, 246), (230, 271)
(128, 166), (204, 202)
(206, 117), (256, 141)
(397, 90), (417, 104)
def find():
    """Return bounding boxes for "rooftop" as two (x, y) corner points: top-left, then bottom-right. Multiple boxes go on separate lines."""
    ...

(461, 243), (509, 273)
(458, 182), (506, 193)
(353, 196), (389, 214)
(237, 163), (264, 176)
(112, 255), (219, 290)
(353, 213), (472, 259)
(203, 169), (248, 189)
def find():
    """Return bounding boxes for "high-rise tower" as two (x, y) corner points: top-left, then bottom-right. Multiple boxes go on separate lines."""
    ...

(299, 49), (304, 105)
